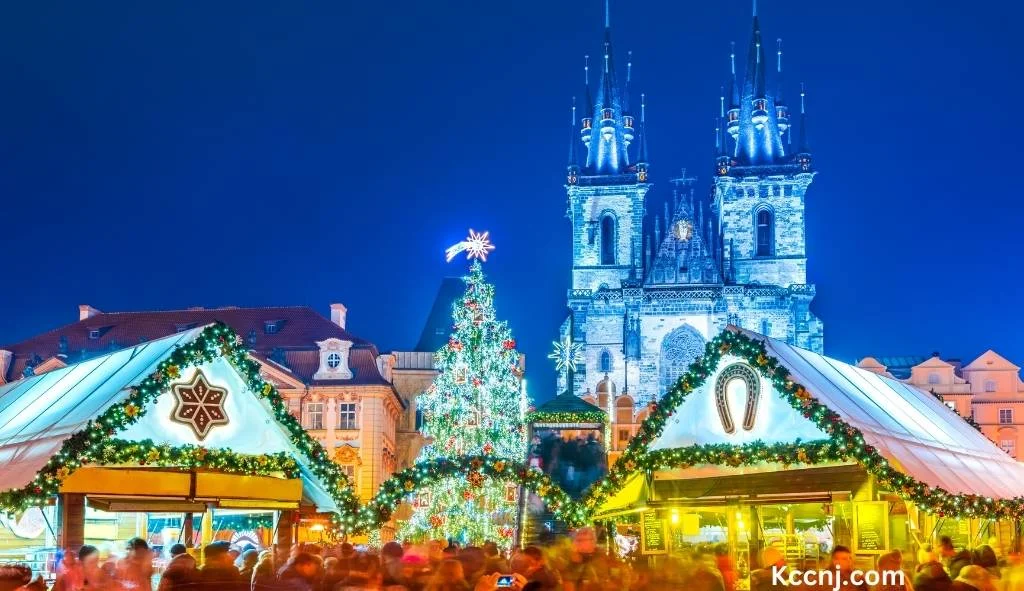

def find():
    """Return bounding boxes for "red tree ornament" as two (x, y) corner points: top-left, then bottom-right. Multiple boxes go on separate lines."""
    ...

(503, 339), (516, 350)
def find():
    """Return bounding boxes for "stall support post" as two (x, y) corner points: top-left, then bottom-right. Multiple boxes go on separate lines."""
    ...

(182, 513), (194, 548)
(59, 493), (86, 553)
(199, 505), (214, 563)
(275, 510), (298, 561)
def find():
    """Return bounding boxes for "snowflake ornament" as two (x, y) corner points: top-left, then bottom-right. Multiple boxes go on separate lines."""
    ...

(445, 229), (495, 262)
(548, 335), (584, 373)
(170, 370), (229, 440)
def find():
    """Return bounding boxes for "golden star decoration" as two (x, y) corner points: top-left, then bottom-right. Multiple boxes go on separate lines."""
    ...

(124, 404), (140, 418)
(493, 460), (506, 473)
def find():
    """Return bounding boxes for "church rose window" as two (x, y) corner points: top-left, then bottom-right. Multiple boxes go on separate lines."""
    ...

(659, 325), (706, 395)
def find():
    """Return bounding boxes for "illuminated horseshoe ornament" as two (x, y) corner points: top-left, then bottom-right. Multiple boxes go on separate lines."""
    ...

(714, 363), (761, 434)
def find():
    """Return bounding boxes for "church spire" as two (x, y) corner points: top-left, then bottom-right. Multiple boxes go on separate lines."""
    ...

(796, 83), (813, 171)
(636, 93), (649, 181)
(729, 9), (787, 167)
(567, 99), (580, 185)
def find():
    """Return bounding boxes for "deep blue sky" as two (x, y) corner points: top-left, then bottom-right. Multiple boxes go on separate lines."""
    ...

(1, 1), (1021, 396)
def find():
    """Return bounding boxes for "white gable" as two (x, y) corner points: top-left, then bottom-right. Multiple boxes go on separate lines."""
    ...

(649, 354), (829, 450)
(118, 358), (295, 455)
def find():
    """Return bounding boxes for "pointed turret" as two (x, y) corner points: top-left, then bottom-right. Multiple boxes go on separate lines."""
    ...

(635, 93), (649, 181)
(726, 42), (740, 141)
(567, 99), (580, 185)
(775, 38), (789, 135)
(581, 56), (593, 152)
(796, 83), (813, 171)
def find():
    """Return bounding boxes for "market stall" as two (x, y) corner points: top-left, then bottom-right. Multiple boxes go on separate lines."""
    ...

(592, 327), (1024, 581)
(0, 323), (356, 576)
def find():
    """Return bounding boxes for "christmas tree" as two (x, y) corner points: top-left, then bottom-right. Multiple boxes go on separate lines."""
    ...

(399, 233), (527, 546)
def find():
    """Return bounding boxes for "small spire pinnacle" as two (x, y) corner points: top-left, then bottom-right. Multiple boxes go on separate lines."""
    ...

(800, 82), (806, 114)
(584, 54), (590, 86)
(753, 0), (757, 17)
(604, 43), (610, 74)
(640, 93), (646, 123)
(730, 42), (736, 76)
(605, 0), (610, 29)
(568, 97), (579, 169)
(777, 38), (783, 73)
(637, 92), (650, 165)
(719, 86), (725, 118)
(627, 50), (632, 83)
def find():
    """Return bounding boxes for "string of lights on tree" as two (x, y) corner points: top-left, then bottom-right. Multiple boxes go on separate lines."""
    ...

(395, 231), (530, 546)
(0, 323), (361, 532)
(581, 329), (1024, 520)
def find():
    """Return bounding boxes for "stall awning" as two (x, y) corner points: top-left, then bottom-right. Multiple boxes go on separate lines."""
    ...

(649, 327), (1024, 502)
(0, 326), (341, 513)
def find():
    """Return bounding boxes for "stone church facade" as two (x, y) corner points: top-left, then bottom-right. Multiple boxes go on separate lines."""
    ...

(560, 9), (823, 408)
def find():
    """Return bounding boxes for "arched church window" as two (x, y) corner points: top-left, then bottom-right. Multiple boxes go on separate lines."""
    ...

(600, 215), (616, 265)
(755, 209), (774, 257)
(599, 350), (612, 373)
(760, 319), (771, 337)
(659, 325), (706, 395)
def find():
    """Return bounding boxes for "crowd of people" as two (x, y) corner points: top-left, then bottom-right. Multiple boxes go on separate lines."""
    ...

(529, 433), (606, 499)
(8, 530), (1024, 591)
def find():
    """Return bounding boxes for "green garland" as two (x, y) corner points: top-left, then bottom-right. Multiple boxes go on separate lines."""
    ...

(582, 330), (1024, 521)
(526, 410), (606, 425)
(0, 323), (360, 530)
(361, 455), (588, 530)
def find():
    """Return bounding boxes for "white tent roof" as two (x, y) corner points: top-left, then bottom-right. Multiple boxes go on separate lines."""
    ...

(742, 328), (1024, 500)
(0, 326), (338, 512)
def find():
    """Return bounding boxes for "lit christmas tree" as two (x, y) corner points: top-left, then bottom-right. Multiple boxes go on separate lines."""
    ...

(399, 231), (527, 546)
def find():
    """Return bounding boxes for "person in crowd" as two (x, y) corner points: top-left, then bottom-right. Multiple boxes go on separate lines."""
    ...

(939, 537), (958, 566)
(482, 542), (509, 578)
(974, 546), (1001, 582)
(197, 541), (245, 591)
(713, 544), (738, 591)
(750, 547), (787, 591)
(508, 546), (558, 591)
(52, 549), (84, 591)
(915, 547), (953, 591)
(458, 546), (487, 588)
(952, 565), (997, 591)
(252, 550), (278, 591)
(277, 552), (321, 591)
(874, 550), (911, 591)
(950, 550), (975, 582)
(0, 564), (31, 591)
(117, 537), (155, 590)
(157, 544), (196, 591)
(426, 558), (470, 591)
(827, 545), (869, 591)
(237, 549), (260, 585)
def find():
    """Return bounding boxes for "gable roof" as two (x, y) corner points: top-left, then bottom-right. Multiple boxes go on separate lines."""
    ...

(532, 392), (605, 417)
(963, 350), (1021, 372)
(1, 306), (389, 386)
(0, 325), (351, 514)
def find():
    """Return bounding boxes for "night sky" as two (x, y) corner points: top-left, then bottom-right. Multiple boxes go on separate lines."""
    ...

(1, 1), (1021, 397)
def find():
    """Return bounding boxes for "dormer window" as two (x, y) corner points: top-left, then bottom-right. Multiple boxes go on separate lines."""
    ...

(88, 329), (101, 340)
(264, 320), (282, 334)
(313, 338), (353, 380)
(175, 323), (197, 333)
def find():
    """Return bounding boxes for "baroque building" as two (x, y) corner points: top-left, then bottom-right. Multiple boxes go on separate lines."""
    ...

(560, 6), (823, 413)
(0, 304), (406, 502)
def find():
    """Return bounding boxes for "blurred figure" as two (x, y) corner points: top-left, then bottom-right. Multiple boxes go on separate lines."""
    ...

(974, 546), (1000, 581)
(426, 558), (470, 591)
(482, 542), (509, 576)
(515, 546), (561, 591)
(875, 550), (910, 591)
(829, 546), (869, 591)
(0, 564), (31, 591)
(238, 549), (259, 584)
(458, 546), (486, 587)
(713, 545), (737, 591)
(278, 552), (321, 591)
(750, 547), (787, 591)
(157, 544), (196, 591)
(915, 547), (953, 591)
(52, 549), (84, 591)
(383, 541), (406, 587)
(117, 537), (154, 591)
(952, 565), (996, 591)
(252, 551), (278, 591)
(198, 541), (245, 591)
(939, 537), (957, 566)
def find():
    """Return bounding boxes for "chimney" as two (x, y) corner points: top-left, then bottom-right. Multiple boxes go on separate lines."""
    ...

(79, 304), (102, 321)
(330, 303), (348, 329)
(0, 350), (11, 384)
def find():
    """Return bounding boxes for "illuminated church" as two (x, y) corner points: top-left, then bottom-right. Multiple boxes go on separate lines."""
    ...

(560, 5), (823, 408)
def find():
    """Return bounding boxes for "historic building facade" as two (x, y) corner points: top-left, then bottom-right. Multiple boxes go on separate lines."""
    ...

(858, 352), (1024, 460)
(0, 304), (406, 501)
(560, 7), (824, 419)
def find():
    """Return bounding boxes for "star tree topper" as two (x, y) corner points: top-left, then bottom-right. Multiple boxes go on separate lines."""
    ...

(445, 229), (495, 263)
(170, 369), (229, 440)
(549, 335), (584, 373)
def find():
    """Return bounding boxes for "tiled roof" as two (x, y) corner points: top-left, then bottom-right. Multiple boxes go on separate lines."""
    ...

(1, 306), (386, 385)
